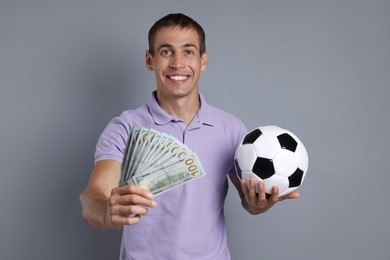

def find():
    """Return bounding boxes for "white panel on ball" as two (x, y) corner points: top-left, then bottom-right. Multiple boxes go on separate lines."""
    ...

(265, 174), (289, 195)
(252, 134), (281, 159)
(235, 144), (257, 171)
(273, 150), (299, 177)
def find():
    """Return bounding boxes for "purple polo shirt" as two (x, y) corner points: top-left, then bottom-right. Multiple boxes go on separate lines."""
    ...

(95, 92), (247, 260)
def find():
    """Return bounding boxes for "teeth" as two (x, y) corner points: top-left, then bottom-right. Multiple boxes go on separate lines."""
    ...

(169, 75), (188, 81)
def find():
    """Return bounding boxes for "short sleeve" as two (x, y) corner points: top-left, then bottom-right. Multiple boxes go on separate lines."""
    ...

(94, 114), (132, 163)
(228, 119), (248, 177)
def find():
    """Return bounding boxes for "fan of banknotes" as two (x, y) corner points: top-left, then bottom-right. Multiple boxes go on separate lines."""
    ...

(120, 125), (206, 196)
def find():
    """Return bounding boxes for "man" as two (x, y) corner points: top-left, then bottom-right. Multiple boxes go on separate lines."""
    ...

(80, 13), (299, 259)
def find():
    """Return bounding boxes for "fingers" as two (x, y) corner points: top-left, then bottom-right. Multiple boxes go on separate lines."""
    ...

(240, 178), (251, 202)
(255, 181), (278, 208)
(108, 184), (157, 228)
(279, 191), (300, 201)
(111, 203), (149, 217)
(248, 178), (258, 201)
(240, 178), (281, 214)
(241, 178), (268, 202)
(267, 185), (279, 205)
(256, 180), (266, 201)
(110, 214), (142, 228)
(115, 184), (154, 200)
(111, 185), (157, 208)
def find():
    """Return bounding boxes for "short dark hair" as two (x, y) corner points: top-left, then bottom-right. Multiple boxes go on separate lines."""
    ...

(148, 13), (206, 56)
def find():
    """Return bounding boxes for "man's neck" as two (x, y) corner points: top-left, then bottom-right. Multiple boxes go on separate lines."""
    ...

(156, 91), (200, 125)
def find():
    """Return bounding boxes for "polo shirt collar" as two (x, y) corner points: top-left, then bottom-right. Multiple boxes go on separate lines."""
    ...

(147, 91), (214, 126)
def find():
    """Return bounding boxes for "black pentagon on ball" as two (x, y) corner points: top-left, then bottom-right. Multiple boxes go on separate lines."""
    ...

(277, 133), (298, 152)
(288, 168), (304, 188)
(234, 159), (242, 179)
(252, 157), (275, 179)
(242, 128), (262, 144)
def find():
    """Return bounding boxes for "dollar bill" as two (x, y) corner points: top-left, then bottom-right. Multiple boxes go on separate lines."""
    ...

(120, 125), (141, 186)
(120, 125), (206, 196)
(120, 125), (143, 186)
(137, 137), (190, 175)
(131, 128), (159, 176)
(127, 126), (149, 177)
(131, 153), (205, 196)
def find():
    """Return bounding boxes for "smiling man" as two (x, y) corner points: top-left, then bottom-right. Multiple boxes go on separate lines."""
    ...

(80, 13), (299, 260)
(145, 25), (207, 124)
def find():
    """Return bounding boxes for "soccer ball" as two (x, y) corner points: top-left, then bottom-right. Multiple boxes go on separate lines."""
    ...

(234, 125), (309, 197)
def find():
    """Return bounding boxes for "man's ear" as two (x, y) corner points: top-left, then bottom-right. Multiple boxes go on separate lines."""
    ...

(200, 51), (208, 71)
(145, 51), (154, 71)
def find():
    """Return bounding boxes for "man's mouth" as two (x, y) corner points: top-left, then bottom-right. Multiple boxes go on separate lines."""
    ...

(168, 75), (189, 81)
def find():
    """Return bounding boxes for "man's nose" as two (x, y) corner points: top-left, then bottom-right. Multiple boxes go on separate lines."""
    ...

(169, 55), (185, 69)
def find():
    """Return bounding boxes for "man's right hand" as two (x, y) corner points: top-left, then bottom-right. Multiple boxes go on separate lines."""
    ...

(106, 184), (157, 228)
(80, 160), (157, 229)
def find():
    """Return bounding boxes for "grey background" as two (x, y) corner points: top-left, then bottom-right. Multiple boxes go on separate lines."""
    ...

(1, 0), (389, 259)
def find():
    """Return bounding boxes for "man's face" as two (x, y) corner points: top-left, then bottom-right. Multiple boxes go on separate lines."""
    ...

(145, 26), (208, 100)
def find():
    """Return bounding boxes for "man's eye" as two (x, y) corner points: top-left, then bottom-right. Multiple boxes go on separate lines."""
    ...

(161, 50), (172, 56)
(185, 50), (194, 55)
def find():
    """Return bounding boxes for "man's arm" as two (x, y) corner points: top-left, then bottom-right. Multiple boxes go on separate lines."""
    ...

(229, 174), (300, 215)
(79, 160), (156, 229)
